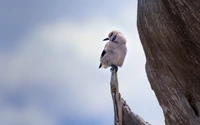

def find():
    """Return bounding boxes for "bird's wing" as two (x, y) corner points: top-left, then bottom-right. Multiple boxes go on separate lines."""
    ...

(101, 50), (106, 58)
(100, 48), (115, 58)
(99, 42), (116, 68)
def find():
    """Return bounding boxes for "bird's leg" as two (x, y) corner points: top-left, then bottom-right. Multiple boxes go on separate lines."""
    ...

(113, 65), (118, 72)
(110, 65), (118, 72)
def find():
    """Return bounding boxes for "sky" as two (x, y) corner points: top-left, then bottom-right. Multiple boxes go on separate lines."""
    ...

(0, 0), (165, 125)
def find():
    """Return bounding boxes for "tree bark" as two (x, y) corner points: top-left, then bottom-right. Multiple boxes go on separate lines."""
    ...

(110, 68), (150, 125)
(137, 0), (200, 125)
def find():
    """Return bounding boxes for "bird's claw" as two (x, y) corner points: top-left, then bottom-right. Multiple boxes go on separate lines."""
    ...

(110, 65), (118, 72)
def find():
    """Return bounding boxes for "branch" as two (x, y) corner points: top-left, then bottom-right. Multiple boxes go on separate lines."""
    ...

(110, 67), (151, 125)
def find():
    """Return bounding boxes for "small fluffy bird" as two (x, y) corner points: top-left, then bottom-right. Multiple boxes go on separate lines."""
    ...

(99, 31), (127, 71)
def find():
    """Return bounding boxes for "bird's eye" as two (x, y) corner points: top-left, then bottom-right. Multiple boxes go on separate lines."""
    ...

(109, 32), (113, 37)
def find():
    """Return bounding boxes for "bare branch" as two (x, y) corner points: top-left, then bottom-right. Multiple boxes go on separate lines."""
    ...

(110, 68), (150, 125)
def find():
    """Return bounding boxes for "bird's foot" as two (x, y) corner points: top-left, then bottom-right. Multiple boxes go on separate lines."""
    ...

(110, 65), (118, 72)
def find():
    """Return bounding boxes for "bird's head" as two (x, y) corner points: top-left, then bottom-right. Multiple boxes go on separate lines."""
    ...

(103, 31), (126, 44)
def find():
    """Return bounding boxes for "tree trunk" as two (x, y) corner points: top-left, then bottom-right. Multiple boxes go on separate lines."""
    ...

(137, 0), (200, 125)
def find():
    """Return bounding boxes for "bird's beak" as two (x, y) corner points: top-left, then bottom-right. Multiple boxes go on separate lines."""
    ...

(103, 38), (109, 41)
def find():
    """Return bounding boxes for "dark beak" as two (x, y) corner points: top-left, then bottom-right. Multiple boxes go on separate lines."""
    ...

(103, 38), (109, 41)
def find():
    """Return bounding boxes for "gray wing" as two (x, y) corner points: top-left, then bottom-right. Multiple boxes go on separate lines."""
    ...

(99, 42), (118, 68)
(99, 50), (106, 68)
(101, 50), (106, 58)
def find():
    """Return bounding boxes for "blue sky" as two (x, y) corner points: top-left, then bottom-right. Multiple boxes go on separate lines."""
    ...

(0, 0), (164, 125)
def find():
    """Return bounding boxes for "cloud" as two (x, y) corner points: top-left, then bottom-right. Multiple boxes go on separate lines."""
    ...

(0, 4), (164, 125)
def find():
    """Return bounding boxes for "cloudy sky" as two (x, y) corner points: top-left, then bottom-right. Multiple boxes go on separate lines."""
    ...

(0, 0), (164, 125)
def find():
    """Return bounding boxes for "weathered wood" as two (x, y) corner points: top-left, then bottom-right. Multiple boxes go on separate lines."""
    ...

(110, 68), (150, 125)
(110, 68), (123, 125)
(137, 0), (200, 125)
(121, 98), (151, 125)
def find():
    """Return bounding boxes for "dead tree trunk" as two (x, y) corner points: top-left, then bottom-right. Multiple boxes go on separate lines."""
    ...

(137, 0), (200, 125)
(110, 67), (150, 125)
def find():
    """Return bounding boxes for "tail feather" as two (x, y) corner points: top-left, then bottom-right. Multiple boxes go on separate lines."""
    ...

(99, 63), (102, 68)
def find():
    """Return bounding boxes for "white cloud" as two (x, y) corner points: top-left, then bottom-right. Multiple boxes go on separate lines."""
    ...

(0, 4), (164, 125)
(0, 103), (55, 125)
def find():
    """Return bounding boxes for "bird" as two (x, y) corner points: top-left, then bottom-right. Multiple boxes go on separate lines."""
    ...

(99, 31), (127, 71)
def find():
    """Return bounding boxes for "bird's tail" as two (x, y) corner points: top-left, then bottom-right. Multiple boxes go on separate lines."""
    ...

(99, 63), (102, 68)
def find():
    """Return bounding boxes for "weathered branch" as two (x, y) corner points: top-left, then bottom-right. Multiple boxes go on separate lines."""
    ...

(110, 67), (150, 125)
